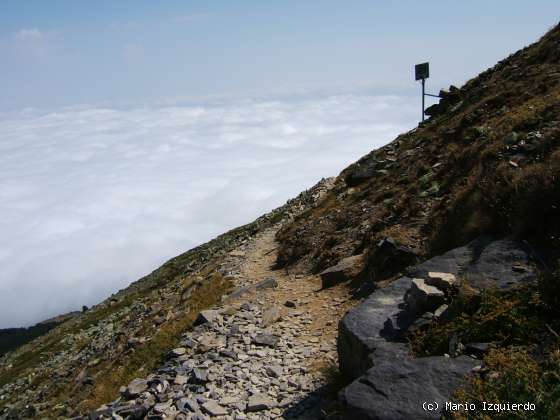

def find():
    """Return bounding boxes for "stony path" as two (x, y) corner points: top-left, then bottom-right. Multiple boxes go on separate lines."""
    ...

(98, 227), (354, 420)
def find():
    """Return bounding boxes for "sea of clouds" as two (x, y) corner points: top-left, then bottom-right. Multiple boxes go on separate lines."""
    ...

(0, 93), (417, 327)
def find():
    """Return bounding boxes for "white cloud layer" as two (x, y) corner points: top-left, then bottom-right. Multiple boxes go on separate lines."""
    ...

(0, 94), (417, 327)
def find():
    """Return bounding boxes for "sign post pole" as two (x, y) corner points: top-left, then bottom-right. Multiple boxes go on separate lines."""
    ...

(421, 78), (425, 122)
(414, 62), (430, 122)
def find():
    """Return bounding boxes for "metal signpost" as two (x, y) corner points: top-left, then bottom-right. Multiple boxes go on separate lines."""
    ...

(415, 62), (440, 122)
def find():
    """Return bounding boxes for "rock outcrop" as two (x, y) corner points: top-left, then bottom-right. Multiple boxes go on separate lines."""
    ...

(338, 237), (538, 418)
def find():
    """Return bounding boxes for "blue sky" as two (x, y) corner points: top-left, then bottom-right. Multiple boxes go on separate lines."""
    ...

(1, 1), (558, 110)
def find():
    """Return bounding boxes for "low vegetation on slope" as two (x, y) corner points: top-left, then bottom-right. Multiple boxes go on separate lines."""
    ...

(408, 269), (560, 419)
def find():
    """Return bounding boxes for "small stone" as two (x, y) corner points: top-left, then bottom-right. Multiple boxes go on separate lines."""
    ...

(153, 400), (173, 414)
(220, 396), (239, 405)
(219, 349), (237, 359)
(247, 394), (275, 412)
(252, 334), (279, 347)
(433, 304), (450, 321)
(174, 374), (188, 385)
(319, 343), (331, 352)
(181, 337), (197, 348)
(114, 404), (148, 419)
(194, 309), (219, 326)
(202, 400), (227, 416)
(170, 347), (187, 357)
(191, 368), (209, 384)
(404, 278), (445, 315)
(449, 334), (465, 357)
(426, 272), (457, 291)
(227, 285), (252, 300)
(261, 305), (282, 326)
(122, 378), (148, 399)
(176, 398), (199, 412)
(319, 254), (365, 288)
(256, 277), (279, 290)
(465, 342), (491, 358)
(265, 365), (283, 378)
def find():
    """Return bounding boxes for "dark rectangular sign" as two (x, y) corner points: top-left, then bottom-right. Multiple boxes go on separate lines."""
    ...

(415, 62), (429, 80)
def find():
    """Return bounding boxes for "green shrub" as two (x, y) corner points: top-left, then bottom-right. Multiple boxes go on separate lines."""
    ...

(453, 349), (560, 419)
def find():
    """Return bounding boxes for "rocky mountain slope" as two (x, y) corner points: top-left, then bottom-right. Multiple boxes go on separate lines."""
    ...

(0, 179), (334, 418)
(1, 22), (560, 420)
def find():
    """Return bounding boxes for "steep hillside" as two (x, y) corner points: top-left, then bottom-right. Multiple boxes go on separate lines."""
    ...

(276, 23), (560, 281)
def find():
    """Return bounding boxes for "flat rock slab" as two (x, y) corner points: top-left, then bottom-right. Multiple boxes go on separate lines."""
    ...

(202, 400), (227, 416)
(340, 355), (478, 420)
(247, 394), (276, 412)
(408, 237), (537, 291)
(338, 276), (414, 379)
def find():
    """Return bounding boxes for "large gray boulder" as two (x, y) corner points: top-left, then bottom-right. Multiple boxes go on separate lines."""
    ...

(340, 355), (477, 420)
